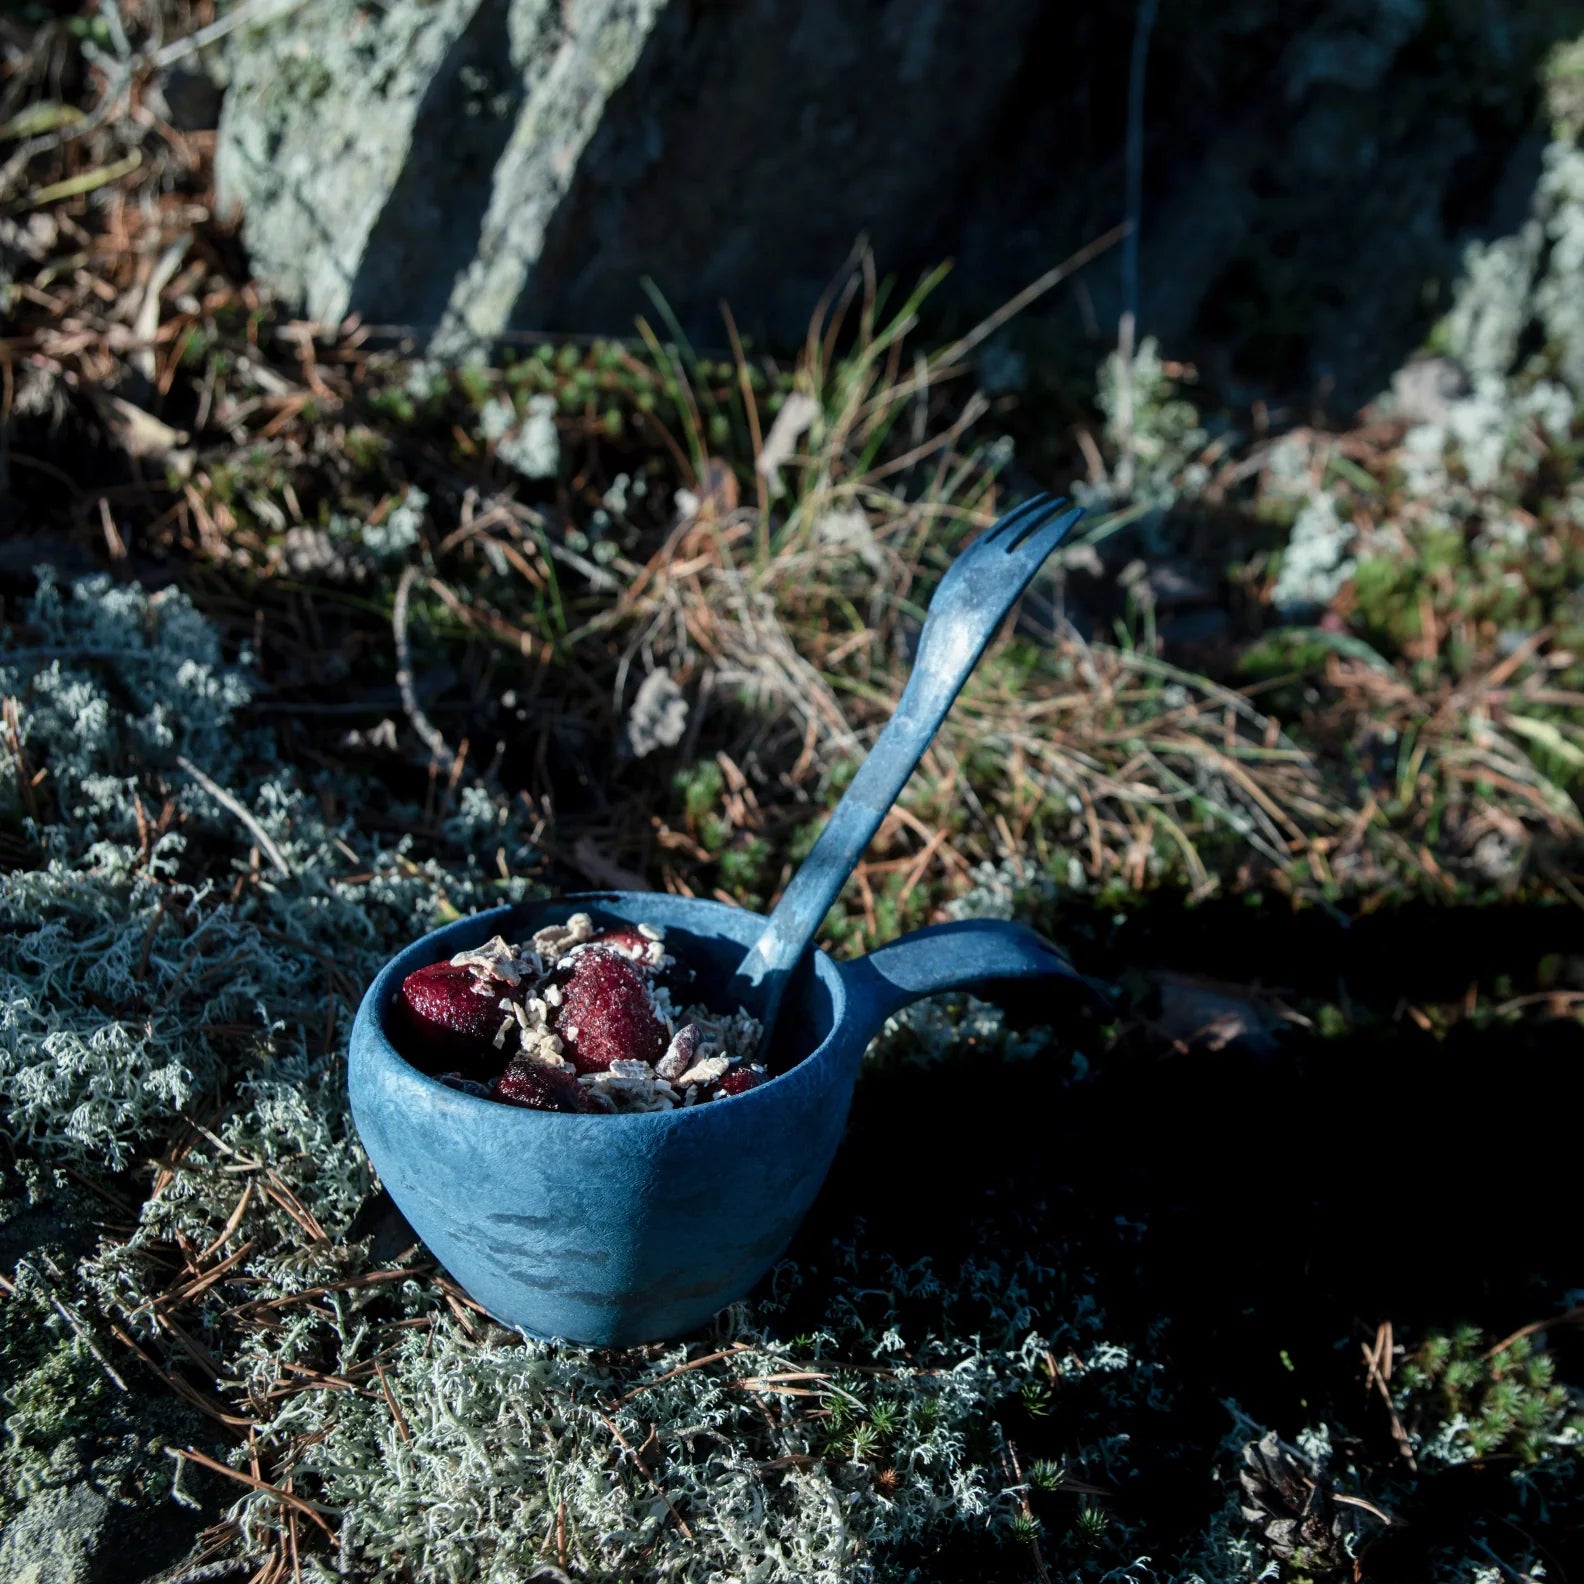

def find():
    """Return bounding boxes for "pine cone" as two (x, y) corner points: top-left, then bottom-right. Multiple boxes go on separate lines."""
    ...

(1238, 1432), (1353, 1575)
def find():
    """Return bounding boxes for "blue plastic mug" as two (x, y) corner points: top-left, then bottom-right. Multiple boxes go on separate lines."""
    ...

(348, 892), (1083, 1346)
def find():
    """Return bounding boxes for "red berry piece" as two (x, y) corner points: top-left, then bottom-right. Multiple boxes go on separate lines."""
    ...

(491, 1060), (592, 1114)
(393, 962), (512, 1074)
(718, 1066), (767, 1097)
(558, 948), (666, 1074)
(589, 927), (665, 964)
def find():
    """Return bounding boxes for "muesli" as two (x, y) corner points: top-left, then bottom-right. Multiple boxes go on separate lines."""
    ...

(391, 914), (767, 1113)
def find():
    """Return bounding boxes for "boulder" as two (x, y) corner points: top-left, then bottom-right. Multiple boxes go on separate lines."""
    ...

(0, 1483), (110, 1584)
(216, 0), (1579, 401)
(216, 0), (1043, 355)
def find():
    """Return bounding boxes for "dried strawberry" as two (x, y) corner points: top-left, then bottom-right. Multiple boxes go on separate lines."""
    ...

(393, 962), (512, 1074)
(718, 1065), (767, 1097)
(491, 1059), (591, 1113)
(558, 947), (666, 1074)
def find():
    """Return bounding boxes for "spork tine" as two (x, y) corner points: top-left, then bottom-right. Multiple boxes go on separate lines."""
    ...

(727, 492), (1083, 1050)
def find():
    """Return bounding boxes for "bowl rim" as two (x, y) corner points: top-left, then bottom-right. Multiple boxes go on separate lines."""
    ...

(350, 891), (854, 1131)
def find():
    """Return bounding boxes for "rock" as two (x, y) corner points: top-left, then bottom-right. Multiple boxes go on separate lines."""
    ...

(956, 2), (1572, 406)
(0, 1481), (111, 1584)
(1158, 608), (1230, 649)
(1145, 561), (1214, 609)
(215, 0), (1042, 352)
(216, 0), (1573, 403)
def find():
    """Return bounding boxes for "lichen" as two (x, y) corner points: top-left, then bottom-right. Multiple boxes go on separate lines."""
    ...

(1270, 493), (1356, 617)
(490, 392), (561, 480)
(1086, 336), (1213, 523)
(0, 572), (535, 1171)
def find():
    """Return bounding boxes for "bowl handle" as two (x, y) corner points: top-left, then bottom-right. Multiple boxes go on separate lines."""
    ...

(837, 918), (1100, 1043)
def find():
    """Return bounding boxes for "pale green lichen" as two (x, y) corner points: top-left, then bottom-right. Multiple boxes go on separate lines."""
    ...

(1270, 493), (1356, 617)
(356, 485), (429, 563)
(1406, 138), (1584, 491)
(1086, 336), (1212, 521)
(1545, 33), (1584, 140)
(0, 571), (534, 1170)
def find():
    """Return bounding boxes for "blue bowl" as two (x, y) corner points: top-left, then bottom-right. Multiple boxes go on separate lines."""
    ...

(349, 891), (1083, 1346)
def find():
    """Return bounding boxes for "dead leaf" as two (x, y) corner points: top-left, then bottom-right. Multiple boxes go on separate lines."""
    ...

(87, 389), (194, 474)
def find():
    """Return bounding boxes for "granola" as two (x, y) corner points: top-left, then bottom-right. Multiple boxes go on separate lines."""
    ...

(392, 914), (768, 1112)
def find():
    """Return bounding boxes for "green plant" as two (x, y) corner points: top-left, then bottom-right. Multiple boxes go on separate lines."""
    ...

(1396, 1325), (1584, 1467)
(1030, 1458), (1066, 1491)
(1076, 1503), (1111, 1547)
(1021, 1380), (1053, 1418)
(1008, 1510), (1042, 1544)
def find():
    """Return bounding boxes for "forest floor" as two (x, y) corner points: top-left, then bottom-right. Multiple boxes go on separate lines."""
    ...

(1, 7), (1582, 1584)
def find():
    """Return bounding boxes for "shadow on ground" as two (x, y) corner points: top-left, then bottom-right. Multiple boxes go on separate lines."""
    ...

(778, 895), (1584, 1577)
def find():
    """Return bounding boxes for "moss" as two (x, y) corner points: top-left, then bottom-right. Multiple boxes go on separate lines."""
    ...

(1, 1333), (108, 1496)
(366, 386), (418, 425)
(716, 833), (770, 907)
(1397, 1326), (1584, 1467)
(673, 759), (724, 826)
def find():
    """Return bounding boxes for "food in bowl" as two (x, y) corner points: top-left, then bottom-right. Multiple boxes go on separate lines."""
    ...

(390, 912), (767, 1113)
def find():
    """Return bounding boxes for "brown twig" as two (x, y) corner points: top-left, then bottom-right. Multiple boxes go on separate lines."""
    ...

(176, 755), (293, 878)
(166, 1447), (338, 1540)
(595, 1407), (693, 1540)
(1484, 1307), (1584, 1361)
(393, 563), (452, 765)
(619, 1344), (753, 1402)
